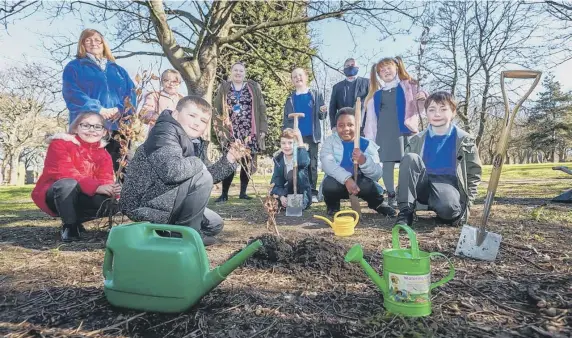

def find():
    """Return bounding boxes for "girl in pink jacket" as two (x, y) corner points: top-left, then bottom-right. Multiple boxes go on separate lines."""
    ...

(363, 56), (428, 208)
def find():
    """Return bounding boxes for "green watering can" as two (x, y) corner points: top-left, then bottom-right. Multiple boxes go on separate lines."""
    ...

(103, 222), (262, 313)
(345, 224), (455, 317)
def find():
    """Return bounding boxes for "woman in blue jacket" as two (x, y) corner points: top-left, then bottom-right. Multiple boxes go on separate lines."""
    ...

(62, 28), (136, 172)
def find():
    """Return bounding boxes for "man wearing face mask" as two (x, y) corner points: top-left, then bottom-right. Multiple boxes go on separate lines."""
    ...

(329, 58), (370, 134)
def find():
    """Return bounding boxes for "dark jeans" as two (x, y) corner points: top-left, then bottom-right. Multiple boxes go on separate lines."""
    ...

(221, 155), (256, 196)
(46, 179), (110, 225)
(173, 169), (223, 237)
(322, 175), (384, 211)
(397, 153), (463, 221)
(303, 136), (319, 195)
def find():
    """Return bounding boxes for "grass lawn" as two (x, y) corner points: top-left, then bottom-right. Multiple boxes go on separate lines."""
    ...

(0, 162), (570, 337)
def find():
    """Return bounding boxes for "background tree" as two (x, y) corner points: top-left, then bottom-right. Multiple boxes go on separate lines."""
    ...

(526, 74), (572, 162)
(0, 63), (65, 185)
(415, 1), (546, 151)
(215, 1), (314, 155)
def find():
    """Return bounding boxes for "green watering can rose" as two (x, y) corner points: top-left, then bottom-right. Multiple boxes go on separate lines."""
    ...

(345, 224), (455, 317)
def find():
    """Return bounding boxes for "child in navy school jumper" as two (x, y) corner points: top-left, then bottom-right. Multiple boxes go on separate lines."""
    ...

(395, 92), (482, 227)
(282, 68), (328, 203)
(270, 128), (312, 210)
(319, 107), (396, 216)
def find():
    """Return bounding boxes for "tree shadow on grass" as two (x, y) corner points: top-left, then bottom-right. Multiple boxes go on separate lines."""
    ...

(0, 224), (109, 252)
(0, 208), (50, 226)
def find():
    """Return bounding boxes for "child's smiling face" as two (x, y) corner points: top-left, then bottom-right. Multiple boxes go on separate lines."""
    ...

(280, 137), (294, 156)
(426, 100), (455, 128)
(336, 114), (356, 142)
(378, 62), (397, 83)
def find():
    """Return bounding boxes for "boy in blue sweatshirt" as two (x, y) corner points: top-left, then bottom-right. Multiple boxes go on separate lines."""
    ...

(396, 92), (482, 226)
(271, 128), (312, 210)
(282, 68), (328, 203)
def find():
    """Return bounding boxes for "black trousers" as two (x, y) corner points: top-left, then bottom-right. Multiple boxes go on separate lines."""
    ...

(303, 136), (319, 195)
(221, 155), (255, 196)
(173, 169), (223, 237)
(397, 153), (463, 221)
(322, 175), (384, 211)
(46, 179), (110, 225)
(106, 131), (132, 179)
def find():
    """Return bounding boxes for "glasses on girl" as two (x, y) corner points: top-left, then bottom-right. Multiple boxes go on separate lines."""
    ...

(79, 123), (104, 131)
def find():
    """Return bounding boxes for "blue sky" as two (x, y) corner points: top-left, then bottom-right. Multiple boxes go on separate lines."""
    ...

(1, 6), (571, 100)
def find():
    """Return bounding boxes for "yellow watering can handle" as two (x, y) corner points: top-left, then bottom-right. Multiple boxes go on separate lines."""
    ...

(391, 224), (420, 259)
(429, 252), (455, 290)
(334, 210), (360, 225)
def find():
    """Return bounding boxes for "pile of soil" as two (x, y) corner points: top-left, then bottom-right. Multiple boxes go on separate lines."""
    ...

(243, 235), (371, 283)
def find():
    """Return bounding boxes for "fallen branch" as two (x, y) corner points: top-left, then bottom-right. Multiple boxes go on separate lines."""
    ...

(86, 312), (146, 336)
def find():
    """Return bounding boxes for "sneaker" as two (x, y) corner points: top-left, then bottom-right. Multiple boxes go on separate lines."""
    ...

(215, 195), (228, 203)
(451, 207), (468, 227)
(387, 192), (397, 208)
(312, 195), (319, 203)
(202, 235), (218, 246)
(396, 208), (414, 226)
(239, 194), (253, 200)
(376, 202), (397, 217)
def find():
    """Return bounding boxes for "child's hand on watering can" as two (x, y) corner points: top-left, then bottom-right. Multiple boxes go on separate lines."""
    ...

(352, 149), (366, 165)
(345, 178), (360, 195)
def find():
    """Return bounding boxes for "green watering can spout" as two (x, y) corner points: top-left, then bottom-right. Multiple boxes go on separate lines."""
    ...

(204, 240), (263, 291)
(344, 244), (388, 295)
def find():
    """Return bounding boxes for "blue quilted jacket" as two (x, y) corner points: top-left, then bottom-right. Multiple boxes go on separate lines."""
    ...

(62, 57), (136, 131)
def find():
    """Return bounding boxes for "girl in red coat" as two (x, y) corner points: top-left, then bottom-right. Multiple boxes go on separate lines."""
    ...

(32, 112), (120, 242)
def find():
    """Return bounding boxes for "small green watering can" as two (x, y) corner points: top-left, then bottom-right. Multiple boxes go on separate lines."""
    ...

(103, 222), (262, 313)
(345, 224), (455, 317)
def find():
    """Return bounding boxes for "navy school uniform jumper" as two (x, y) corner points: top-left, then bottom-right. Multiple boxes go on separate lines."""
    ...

(282, 89), (327, 195)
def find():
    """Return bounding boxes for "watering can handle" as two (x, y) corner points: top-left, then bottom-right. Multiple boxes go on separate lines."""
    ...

(334, 210), (359, 225)
(391, 224), (420, 259)
(144, 223), (196, 242)
(103, 248), (113, 279)
(429, 252), (455, 290)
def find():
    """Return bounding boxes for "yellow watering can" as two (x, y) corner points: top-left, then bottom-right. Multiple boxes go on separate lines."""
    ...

(314, 210), (360, 237)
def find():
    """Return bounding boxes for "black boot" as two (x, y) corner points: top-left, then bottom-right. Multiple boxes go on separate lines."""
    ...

(326, 202), (340, 216)
(238, 181), (252, 200)
(61, 223), (80, 242)
(396, 207), (414, 226)
(215, 194), (228, 203)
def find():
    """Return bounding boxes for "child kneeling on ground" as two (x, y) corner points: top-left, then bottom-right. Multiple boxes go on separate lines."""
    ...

(319, 107), (396, 216)
(395, 91), (482, 226)
(271, 128), (312, 210)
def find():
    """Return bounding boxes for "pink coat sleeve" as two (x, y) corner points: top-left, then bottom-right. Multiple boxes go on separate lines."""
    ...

(403, 80), (428, 134)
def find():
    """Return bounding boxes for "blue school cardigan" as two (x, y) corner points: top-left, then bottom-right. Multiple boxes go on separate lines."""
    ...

(62, 57), (136, 131)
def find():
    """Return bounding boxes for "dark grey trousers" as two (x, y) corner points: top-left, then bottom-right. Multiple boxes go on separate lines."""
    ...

(397, 153), (463, 221)
(173, 169), (223, 237)
(303, 136), (319, 195)
(46, 178), (110, 225)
